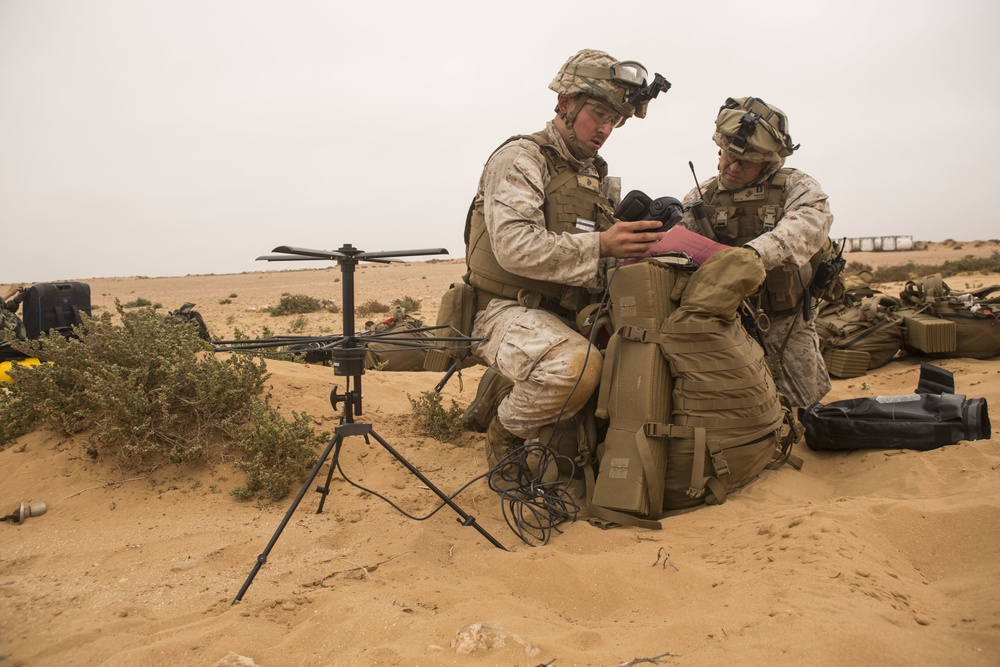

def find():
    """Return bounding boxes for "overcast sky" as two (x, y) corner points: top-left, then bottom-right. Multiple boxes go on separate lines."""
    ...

(1, 0), (998, 284)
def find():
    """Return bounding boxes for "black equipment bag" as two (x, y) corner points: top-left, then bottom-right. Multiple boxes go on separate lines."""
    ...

(800, 362), (990, 451)
(22, 282), (92, 339)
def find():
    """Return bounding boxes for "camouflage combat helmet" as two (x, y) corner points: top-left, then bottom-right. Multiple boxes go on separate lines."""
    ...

(713, 97), (798, 163)
(549, 49), (655, 123)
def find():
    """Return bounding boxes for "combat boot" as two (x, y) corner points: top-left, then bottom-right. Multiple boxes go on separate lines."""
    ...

(485, 415), (522, 470)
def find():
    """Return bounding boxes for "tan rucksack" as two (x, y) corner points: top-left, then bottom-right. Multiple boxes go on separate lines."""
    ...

(588, 249), (791, 528)
(363, 311), (432, 371)
(899, 275), (1000, 359)
(815, 294), (904, 378)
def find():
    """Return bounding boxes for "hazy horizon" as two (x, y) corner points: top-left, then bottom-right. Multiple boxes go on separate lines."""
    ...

(2, 0), (998, 284)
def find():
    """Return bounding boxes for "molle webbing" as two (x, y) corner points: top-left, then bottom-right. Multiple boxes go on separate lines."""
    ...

(658, 316), (784, 508)
(466, 133), (614, 315)
(702, 169), (813, 313)
(816, 295), (904, 376)
(589, 259), (784, 526)
(703, 169), (791, 246)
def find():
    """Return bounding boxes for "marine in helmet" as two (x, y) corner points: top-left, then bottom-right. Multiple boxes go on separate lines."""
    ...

(679, 96), (834, 408)
(464, 49), (668, 475)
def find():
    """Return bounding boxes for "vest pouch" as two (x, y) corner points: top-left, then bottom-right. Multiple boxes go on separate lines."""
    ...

(424, 281), (477, 372)
(763, 267), (803, 314)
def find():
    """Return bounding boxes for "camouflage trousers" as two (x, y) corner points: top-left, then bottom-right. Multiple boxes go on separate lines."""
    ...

(760, 310), (832, 408)
(471, 299), (602, 440)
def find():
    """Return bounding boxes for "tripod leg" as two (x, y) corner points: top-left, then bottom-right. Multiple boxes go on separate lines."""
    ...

(368, 429), (508, 551)
(315, 438), (344, 514)
(232, 432), (344, 604)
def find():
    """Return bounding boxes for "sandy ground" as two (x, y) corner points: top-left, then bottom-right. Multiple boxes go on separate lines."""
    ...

(2, 242), (999, 666)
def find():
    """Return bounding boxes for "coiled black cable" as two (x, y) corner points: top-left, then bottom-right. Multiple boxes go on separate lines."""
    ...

(487, 442), (580, 546)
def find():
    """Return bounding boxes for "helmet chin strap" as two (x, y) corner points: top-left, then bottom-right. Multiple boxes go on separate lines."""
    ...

(557, 95), (598, 159)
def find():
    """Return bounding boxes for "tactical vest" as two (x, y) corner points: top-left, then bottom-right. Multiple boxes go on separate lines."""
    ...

(465, 132), (616, 316)
(702, 168), (808, 314)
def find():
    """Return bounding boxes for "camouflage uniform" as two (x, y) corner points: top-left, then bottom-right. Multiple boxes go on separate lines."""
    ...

(1, 287), (26, 342)
(470, 121), (605, 438)
(679, 98), (834, 408)
(463, 49), (665, 471)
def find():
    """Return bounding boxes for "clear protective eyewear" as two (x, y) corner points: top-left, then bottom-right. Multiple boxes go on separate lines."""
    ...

(584, 100), (623, 127)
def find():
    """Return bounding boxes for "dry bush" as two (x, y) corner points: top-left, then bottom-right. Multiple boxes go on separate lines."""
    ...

(0, 304), (327, 500)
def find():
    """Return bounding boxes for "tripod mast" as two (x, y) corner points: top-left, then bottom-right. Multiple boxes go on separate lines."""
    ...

(231, 242), (506, 603)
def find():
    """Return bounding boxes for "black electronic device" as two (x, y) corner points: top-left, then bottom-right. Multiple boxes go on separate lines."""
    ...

(614, 190), (683, 232)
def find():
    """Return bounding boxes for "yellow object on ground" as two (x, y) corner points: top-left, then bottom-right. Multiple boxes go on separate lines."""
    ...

(0, 357), (43, 384)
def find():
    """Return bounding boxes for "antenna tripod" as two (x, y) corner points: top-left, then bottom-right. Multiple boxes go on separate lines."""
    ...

(232, 243), (506, 604)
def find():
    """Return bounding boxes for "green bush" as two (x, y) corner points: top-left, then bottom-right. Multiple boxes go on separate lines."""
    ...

(407, 391), (465, 443)
(0, 304), (326, 500)
(266, 293), (324, 316)
(391, 296), (422, 312)
(356, 299), (389, 316)
(122, 297), (157, 308)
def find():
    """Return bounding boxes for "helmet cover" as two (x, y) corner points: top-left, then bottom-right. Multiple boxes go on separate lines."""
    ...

(714, 97), (797, 162)
(549, 49), (651, 120)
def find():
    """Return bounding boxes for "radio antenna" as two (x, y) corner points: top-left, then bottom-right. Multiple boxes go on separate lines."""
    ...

(688, 161), (704, 200)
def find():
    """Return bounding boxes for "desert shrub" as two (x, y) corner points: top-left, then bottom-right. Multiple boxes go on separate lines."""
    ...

(357, 299), (389, 316)
(325, 302), (342, 314)
(231, 404), (321, 500)
(0, 304), (325, 500)
(939, 251), (1000, 276)
(408, 391), (465, 443)
(288, 315), (308, 332)
(266, 293), (323, 316)
(859, 251), (1000, 285)
(872, 262), (939, 283)
(391, 296), (422, 312)
(845, 261), (873, 275)
(122, 297), (157, 308)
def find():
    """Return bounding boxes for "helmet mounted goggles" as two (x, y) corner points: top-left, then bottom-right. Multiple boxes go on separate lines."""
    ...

(568, 60), (648, 88)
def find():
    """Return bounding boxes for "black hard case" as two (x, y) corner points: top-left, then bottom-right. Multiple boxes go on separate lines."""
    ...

(22, 282), (92, 339)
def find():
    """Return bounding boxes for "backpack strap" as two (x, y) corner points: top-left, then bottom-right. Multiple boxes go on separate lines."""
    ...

(594, 331), (622, 420)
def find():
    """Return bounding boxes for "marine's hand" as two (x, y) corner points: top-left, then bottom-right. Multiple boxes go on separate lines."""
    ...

(599, 220), (664, 258)
(2, 285), (24, 300)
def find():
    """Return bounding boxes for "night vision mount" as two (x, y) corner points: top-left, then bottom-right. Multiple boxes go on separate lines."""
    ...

(628, 72), (671, 108)
(228, 243), (505, 604)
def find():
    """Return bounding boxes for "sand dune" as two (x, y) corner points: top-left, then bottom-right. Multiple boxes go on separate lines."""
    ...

(2, 243), (998, 666)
